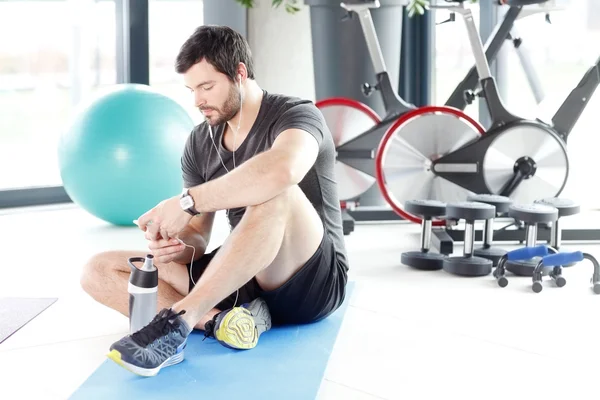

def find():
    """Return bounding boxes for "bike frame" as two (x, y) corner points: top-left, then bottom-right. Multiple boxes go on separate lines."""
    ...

(336, 0), (545, 156)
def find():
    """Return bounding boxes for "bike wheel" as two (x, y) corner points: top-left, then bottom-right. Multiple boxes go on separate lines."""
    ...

(482, 121), (569, 204)
(316, 97), (381, 201)
(375, 106), (485, 225)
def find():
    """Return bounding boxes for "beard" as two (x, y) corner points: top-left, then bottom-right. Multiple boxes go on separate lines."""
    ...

(201, 83), (241, 126)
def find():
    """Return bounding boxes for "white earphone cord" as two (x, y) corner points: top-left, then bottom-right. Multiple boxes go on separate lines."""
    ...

(178, 240), (239, 309)
(207, 77), (243, 174)
(178, 77), (244, 309)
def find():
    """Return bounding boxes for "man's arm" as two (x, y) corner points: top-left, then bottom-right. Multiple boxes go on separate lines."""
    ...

(188, 128), (319, 213)
(171, 211), (215, 264)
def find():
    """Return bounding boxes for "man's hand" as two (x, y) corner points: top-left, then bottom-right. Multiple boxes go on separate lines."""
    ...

(148, 238), (187, 264)
(137, 195), (193, 241)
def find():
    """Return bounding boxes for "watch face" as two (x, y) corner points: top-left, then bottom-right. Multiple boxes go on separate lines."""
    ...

(180, 196), (193, 209)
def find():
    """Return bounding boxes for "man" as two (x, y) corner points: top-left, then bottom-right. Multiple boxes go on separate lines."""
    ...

(80, 25), (349, 377)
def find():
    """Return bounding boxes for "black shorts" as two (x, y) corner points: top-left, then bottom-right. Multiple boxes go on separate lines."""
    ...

(187, 232), (348, 325)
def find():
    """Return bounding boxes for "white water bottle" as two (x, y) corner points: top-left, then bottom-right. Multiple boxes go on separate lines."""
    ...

(127, 254), (158, 334)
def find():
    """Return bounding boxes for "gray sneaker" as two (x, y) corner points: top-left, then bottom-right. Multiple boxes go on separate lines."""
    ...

(107, 308), (191, 376)
(204, 297), (272, 350)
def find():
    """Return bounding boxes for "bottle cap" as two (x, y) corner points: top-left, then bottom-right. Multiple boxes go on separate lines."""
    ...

(141, 254), (156, 272)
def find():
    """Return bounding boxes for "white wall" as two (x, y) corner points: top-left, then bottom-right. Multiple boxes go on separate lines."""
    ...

(247, 1), (316, 101)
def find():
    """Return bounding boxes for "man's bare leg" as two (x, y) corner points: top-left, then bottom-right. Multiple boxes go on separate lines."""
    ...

(172, 184), (324, 330)
(80, 251), (220, 330)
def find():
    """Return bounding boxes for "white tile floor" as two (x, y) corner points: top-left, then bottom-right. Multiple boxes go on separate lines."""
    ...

(1, 204), (600, 399)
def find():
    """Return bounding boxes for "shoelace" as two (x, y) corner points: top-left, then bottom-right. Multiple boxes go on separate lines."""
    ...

(131, 309), (186, 347)
(203, 315), (218, 341)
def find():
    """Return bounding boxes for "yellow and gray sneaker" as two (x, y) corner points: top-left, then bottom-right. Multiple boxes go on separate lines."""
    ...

(204, 297), (272, 350)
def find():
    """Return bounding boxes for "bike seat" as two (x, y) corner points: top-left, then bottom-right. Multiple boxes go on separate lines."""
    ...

(500, 0), (549, 5)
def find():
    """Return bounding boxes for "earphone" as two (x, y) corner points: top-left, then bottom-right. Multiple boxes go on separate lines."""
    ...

(191, 74), (243, 307)
(133, 76), (244, 309)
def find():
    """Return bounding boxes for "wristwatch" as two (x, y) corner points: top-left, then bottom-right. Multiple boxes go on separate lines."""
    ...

(180, 188), (200, 216)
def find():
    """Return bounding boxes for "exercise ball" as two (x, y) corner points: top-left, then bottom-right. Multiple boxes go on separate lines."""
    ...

(58, 84), (195, 226)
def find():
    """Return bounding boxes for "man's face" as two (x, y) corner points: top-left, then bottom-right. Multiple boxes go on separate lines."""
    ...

(184, 59), (241, 126)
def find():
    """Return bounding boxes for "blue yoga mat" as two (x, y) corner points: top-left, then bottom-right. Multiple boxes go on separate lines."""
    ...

(70, 284), (353, 400)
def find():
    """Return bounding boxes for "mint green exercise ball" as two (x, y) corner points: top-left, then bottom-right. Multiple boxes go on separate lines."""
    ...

(58, 84), (194, 226)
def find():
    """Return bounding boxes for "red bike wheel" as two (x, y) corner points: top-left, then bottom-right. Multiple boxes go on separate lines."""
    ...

(375, 106), (485, 225)
(316, 97), (381, 201)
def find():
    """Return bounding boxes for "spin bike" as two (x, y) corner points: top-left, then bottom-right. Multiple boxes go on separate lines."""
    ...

(317, 0), (552, 228)
(375, 0), (600, 217)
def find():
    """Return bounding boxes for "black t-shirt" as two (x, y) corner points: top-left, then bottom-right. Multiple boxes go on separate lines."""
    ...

(181, 90), (349, 272)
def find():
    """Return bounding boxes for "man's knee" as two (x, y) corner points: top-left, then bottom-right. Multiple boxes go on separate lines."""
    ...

(245, 185), (298, 219)
(80, 251), (120, 295)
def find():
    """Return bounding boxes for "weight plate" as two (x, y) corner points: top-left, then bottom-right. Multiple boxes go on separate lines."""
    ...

(473, 246), (507, 267)
(443, 255), (492, 277)
(445, 201), (496, 221)
(466, 193), (512, 214)
(316, 98), (381, 201)
(375, 106), (485, 225)
(401, 251), (445, 271)
(508, 203), (558, 223)
(534, 197), (580, 217)
(505, 255), (575, 277)
(505, 258), (539, 277)
(404, 199), (446, 218)
(482, 122), (569, 204)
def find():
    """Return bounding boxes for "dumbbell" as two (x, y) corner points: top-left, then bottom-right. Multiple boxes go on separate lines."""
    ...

(443, 201), (496, 277)
(534, 197), (580, 252)
(466, 194), (513, 266)
(505, 203), (559, 277)
(401, 200), (447, 270)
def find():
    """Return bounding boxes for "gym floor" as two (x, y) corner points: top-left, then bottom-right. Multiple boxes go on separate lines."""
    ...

(1, 205), (600, 399)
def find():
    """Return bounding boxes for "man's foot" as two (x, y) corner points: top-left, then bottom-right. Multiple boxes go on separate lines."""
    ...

(107, 308), (191, 377)
(205, 297), (272, 350)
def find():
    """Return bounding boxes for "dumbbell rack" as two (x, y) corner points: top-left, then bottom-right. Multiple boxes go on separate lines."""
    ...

(432, 222), (600, 256)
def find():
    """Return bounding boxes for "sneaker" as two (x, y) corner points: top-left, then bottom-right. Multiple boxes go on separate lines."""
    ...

(107, 308), (191, 377)
(204, 297), (272, 350)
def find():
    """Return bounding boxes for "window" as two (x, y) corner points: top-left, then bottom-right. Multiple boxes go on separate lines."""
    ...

(149, 0), (204, 125)
(502, 0), (600, 204)
(0, 0), (117, 191)
(433, 2), (481, 122)
(502, 0), (598, 119)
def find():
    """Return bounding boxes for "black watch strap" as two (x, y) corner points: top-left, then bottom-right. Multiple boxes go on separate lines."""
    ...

(184, 206), (200, 216)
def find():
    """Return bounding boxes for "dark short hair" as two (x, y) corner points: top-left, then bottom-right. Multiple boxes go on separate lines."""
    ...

(175, 25), (255, 81)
